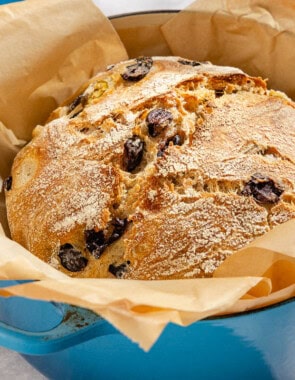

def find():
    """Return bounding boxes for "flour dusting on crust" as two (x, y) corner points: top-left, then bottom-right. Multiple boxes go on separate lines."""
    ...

(5, 57), (295, 279)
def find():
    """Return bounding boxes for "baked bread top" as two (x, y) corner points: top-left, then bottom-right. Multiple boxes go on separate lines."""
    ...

(4, 56), (295, 279)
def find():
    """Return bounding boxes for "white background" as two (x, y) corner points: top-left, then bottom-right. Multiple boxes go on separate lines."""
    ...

(95, 0), (192, 17)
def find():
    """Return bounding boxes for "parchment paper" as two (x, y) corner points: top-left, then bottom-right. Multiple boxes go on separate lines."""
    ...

(111, 12), (173, 58)
(0, 0), (294, 351)
(162, 0), (295, 100)
(0, 0), (128, 141)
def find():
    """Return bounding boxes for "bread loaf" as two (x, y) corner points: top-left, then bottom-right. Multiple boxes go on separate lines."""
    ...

(4, 56), (295, 279)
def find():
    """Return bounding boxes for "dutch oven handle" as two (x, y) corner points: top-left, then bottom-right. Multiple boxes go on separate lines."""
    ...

(0, 304), (117, 355)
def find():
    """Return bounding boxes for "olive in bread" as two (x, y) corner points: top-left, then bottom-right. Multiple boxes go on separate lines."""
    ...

(5, 56), (295, 279)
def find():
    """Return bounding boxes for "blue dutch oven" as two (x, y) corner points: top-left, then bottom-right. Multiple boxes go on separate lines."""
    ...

(0, 280), (294, 379)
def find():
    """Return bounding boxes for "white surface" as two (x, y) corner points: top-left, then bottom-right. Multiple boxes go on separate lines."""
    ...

(93, 0), (193, 17)
(0, 347), (46, 379)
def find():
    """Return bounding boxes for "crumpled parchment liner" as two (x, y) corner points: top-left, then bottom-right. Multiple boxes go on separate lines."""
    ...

(161, 0), (295, 100)
(0, 220), (294, 351)
(0, 0), (128, 141)
(0, 0), (294, 351)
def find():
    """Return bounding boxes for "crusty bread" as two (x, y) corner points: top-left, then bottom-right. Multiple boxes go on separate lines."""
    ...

(4, 56), (295, 279)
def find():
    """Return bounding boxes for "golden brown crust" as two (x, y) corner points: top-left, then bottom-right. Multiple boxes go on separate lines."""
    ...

(5, 56), (295, 279)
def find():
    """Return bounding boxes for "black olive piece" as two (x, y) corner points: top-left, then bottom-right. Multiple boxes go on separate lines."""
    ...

(123, 136), (145, 172)
(3, 176), (12, 191)
(146, 108), (173, 137)
(121, 57), (153, 82)
(84, 229), (108, 259)
(68, 94), (88, 118)
(108, 261), (131, 278)
(58, 244), (88, 272)
(106, 64), (115, 71)
(178, 59), (201, 67)
(68, 94), (88, 112)
(85, 218), (129, 259)
(171, 135), (183, 146)
(215, 89), (224, 98)
(108, 218), (129, 244)
(80, 127), (90, 133)
(157, 134), (184, 157)
(241, 173), (284, 204)
(70, 112), (82, 119)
